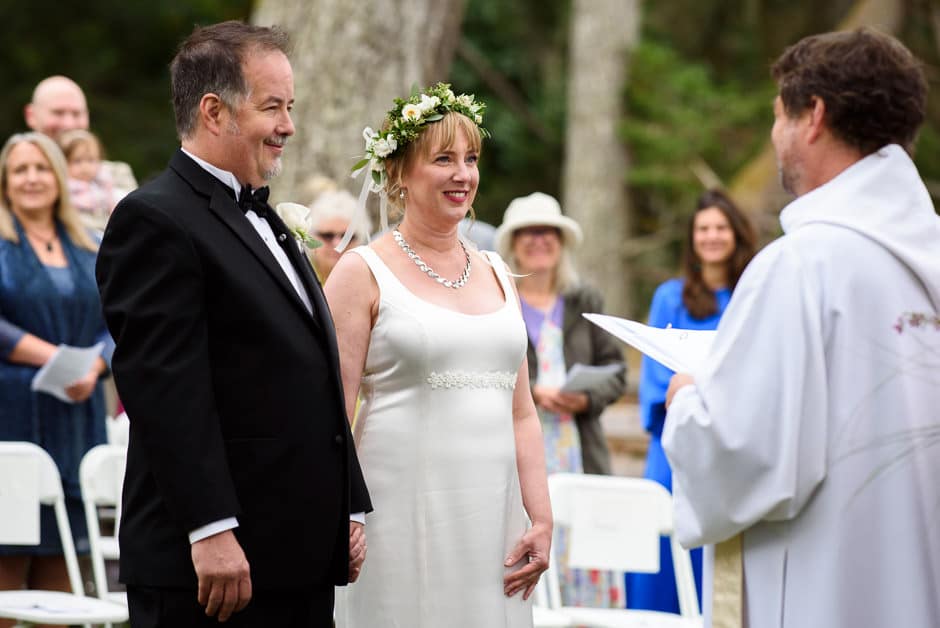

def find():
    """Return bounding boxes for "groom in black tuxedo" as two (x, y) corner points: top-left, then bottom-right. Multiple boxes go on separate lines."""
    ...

(96, 21), (371, 627)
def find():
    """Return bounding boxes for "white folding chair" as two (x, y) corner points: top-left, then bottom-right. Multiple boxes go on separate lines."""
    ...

(105, 412), (129, 447)
(0, 442), (128, 627)
(544, 473), (702, 628)
(79, 444), (128, 607)
(532, 577), (577, 626)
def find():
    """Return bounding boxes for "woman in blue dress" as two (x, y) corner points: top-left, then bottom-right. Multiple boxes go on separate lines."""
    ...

(0, 132), (113, 597)
(626, 189), (756, 613)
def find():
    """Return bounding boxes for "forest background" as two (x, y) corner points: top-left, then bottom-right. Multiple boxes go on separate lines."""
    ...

(2, 0), (937, 318)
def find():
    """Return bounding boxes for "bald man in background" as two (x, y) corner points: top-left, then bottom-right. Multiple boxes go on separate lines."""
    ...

(25, 75), (137, 192)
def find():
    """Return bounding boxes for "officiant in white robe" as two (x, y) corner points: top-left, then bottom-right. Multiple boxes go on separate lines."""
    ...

(662, 29), (940, 628)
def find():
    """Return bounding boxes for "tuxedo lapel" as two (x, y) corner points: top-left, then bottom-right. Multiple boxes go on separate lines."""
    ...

(169, 151), (320, 330)
(266, 210), (343, 368)
(264, 209), (324, 306)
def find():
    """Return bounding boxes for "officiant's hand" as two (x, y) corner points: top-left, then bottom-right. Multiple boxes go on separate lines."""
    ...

(192, 530), (252, 622)
(64, 358), (106, 402)
(348, 521), (366, 582)
(666, 373), (695, 408)
(503, 521), (551, 600)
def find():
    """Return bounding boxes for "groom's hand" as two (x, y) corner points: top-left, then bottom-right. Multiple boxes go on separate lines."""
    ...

(349, 521), (366, 582)
(192, 530), (252, 622)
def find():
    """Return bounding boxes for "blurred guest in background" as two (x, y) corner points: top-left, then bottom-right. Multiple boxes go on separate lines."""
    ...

(24, 75), (137, 194)
(58, 129), (126, 232)
(626, 188), (755, 613)
(0, 132), (112, 608)
(496, 191), (626, 607)
(306, 188), (371, 282)
(458, 216), (496, 251)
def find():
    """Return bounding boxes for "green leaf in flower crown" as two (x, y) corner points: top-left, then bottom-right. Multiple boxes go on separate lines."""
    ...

(372, 170), (382, 186)
(351, 158), (370, 173)
(424, 114), (443, 122)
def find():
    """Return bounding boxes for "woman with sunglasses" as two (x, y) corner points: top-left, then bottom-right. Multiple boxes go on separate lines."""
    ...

(306, 188), (372, 282)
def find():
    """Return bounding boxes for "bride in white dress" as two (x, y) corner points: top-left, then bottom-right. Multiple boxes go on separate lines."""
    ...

(326, 85), (552, 628)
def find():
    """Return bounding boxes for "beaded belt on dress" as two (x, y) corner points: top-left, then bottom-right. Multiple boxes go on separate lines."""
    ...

(426, 370), (516, 390)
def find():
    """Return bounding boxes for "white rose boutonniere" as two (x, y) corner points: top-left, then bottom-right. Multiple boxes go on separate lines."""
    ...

(275, 202), (321, 249)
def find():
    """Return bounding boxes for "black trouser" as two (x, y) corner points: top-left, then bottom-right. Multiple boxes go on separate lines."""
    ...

(126, 585), (334, 628)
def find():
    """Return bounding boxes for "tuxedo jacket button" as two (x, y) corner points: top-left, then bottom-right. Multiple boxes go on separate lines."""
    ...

(334, 434), (343, 446)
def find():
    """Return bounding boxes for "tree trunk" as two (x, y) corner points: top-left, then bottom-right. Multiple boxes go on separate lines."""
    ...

(562, 0), (641, 317)
(730, 0), (905, 229)
(252, 0), (466, 205)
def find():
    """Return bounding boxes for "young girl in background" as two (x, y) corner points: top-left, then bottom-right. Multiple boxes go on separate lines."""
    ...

(58, 129), (122, 232)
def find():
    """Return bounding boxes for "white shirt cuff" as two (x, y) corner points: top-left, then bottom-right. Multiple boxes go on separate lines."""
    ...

(350, 512), (366, 525)
(189, 517), (239, 544)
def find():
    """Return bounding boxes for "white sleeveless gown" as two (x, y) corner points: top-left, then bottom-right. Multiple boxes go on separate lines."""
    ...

(334, 246), (534, 628)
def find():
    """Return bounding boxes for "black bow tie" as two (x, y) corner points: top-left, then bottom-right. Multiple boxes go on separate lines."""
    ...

(238, 184), (271, 217)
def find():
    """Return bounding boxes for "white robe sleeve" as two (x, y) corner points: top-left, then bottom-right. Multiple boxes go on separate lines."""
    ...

(662, 239), (829, 548)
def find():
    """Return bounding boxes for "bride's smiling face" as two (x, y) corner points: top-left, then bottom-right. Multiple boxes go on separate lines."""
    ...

(400, 125), (479, 225)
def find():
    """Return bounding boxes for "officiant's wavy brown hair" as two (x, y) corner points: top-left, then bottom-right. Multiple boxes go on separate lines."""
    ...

(772, 28), (927, 155)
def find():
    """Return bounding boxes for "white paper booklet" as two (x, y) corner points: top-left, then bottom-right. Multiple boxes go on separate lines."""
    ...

(561, 363), (623, 392)
(583, 313), (715, 373)
(31, 342), (105, 403)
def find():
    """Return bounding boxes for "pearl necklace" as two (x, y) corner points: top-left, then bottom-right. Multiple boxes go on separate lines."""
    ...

(393, 229), (471, 289)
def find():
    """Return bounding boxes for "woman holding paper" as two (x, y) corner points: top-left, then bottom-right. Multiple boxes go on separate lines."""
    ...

(0, 132), (112, 600)
(496, 192), (626, 607)
(626, 189), (755, 613)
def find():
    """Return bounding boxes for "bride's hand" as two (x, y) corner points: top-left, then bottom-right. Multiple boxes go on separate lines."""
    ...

(503, 522), (552, 600)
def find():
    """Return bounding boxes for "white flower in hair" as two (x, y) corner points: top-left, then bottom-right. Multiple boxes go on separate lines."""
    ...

(370, 158), (384, 172)
(417, 93), (440, 113)
(362, 126), (377, 142)
(402, 103), (422, 121)
(457, 94), (473, 108)
(372, 136), (397, 158)
(443, 88), (456, 103)
(474, 114), (483, 124)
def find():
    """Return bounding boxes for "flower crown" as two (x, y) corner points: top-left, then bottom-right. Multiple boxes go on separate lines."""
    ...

(351, 82), (490, 192)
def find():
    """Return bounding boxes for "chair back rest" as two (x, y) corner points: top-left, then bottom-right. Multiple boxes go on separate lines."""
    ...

(549, 473), (673, 571)
(0, 442), (85, 595)
(79, 444), (126, 508)
(106, 412), (130, 447)
(545, 473), (700, 617)
(79, 444), (127, 600)
(0, 442), (63, 545)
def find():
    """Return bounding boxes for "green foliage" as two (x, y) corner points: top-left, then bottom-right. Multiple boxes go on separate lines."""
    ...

(621, 37), (773, 292)
(623, 39), (773, 216)
(448, 0), (570, 226)
(0, 0), (251, 183)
